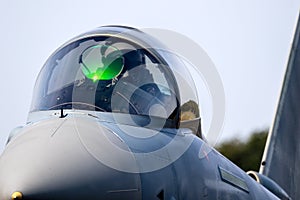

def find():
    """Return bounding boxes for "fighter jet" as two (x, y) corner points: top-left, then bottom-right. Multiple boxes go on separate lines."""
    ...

(0, 20), (298, 199)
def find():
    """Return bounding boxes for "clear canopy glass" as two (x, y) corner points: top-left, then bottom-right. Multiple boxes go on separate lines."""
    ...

(30, 26), (200, 130)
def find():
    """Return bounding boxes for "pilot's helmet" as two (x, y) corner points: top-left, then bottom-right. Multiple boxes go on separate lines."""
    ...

(30, 26), (200, 134)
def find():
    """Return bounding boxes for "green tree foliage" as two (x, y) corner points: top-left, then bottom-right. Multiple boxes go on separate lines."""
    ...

(216, 130), (268, 172)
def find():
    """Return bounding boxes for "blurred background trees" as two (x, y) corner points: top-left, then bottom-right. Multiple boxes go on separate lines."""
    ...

(216, 130), (268, 172)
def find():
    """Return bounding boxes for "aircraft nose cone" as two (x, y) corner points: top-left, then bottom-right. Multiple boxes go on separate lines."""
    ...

(0, 116), (141, 200)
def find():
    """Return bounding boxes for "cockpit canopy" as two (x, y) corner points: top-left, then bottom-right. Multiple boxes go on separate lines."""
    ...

(30, 26), (200, 130)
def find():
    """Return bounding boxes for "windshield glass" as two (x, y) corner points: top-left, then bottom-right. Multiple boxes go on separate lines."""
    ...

(30, 36), (180, 122)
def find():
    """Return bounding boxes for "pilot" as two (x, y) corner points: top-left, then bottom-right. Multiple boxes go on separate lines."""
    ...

(79, 41), (162, 117)
(32, 33), (188, 132)
(110, 48), (162, 116)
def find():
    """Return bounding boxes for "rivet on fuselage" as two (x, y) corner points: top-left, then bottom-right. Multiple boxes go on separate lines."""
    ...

(11, 191), (23, 200)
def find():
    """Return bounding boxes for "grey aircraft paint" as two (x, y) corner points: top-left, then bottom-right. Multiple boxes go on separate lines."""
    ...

(0, 23), (295, 200)
(260, 13), (300, 200)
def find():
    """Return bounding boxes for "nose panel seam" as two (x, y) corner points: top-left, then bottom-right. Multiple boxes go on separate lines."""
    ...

(50, 118), (68, 137)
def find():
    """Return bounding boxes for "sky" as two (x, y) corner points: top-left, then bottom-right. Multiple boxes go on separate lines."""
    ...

(0, 0), (299, 152)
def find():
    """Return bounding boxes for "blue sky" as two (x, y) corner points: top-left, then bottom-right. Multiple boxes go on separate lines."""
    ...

(0, 1), (299, 152)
